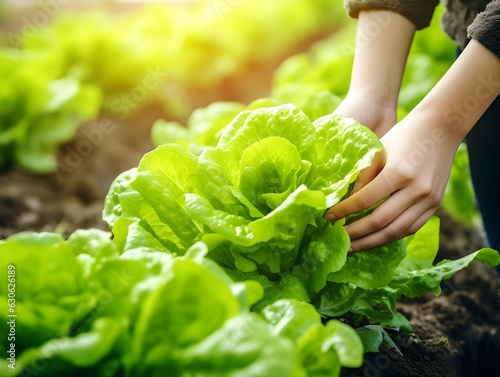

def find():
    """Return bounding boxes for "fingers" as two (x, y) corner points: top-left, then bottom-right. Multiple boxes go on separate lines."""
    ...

(343, 189), (413, 240)
(406, 206), (440, 237)
(348, 202), (439, 251)
(351, 151), (386, 194)
(324, 170), (392, 222)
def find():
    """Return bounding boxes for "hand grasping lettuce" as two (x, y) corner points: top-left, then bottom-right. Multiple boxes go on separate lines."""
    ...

(105, 102), (499, 330)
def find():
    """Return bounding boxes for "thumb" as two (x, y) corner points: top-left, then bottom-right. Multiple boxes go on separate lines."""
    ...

(351, 150), (386, 194)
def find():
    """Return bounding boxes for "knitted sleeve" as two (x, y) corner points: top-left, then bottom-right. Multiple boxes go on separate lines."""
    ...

(343, 0), (439, 30)
(467, 1), (500, 57)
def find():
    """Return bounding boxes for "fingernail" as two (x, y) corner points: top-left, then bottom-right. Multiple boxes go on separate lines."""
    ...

(325, 214), (336, 222)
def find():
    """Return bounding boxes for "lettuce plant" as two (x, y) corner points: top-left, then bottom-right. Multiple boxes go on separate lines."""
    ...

(105, 104), (380, 286)
(151, 101), (247, 155)
(0, 48), (101, 172)
(151, 96), (343, 156)
(105, 103), (499, 330)
(0, 230), (363, 377)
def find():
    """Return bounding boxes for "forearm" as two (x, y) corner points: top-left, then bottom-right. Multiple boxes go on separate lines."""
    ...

(347, 10), (416, 108)
(409, 39), (500, 146)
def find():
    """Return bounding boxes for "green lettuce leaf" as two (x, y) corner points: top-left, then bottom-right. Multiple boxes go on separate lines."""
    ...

(107, 104), (383, 300)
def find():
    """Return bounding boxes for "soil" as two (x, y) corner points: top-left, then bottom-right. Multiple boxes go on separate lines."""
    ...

(1, 15), (499, 376)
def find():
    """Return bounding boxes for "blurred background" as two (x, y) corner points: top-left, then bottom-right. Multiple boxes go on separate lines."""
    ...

(0, 0), (349, 124)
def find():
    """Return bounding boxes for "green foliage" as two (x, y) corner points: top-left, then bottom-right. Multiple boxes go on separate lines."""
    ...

(106, 104), (383, 278)
(0, 48), (101, 172)
(271, 23), (356, 116)
(152, 102), (247, 155)
(442, 143), (481, 227)
(9, 0), (347, 120)
(0, 231), (364, 377)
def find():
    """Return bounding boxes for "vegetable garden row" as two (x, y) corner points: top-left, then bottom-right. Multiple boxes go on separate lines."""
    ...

(1, 1), (499, 376)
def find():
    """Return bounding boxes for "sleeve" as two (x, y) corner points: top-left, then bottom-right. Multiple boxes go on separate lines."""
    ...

(467, 1), (500, 58)
(343, 0), (439, 30)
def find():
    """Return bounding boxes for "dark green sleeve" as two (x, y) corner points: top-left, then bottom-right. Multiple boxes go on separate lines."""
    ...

(343, 0), (439, 30)
(467, 1), (500, 57)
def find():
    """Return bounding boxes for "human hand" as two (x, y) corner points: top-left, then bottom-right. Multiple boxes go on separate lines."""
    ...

(324, 115), (460, 251)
